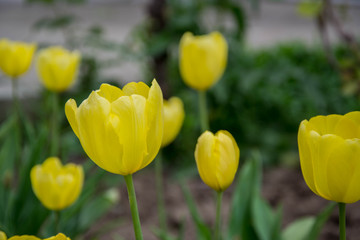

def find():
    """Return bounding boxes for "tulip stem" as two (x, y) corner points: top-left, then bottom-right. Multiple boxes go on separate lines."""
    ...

(215, 191), (223, 240)
(338, 202), (346, 240)
(155, 151), (167, 233)
(198, 90), (209, 132)
(54, 210), (60, 234)
(124, 174), (144, 240)
(50, 92), (60, 156)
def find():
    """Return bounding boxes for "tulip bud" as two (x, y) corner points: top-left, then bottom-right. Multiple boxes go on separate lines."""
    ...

(65, 79), (164, 175)
(0, 39), (36, 78)
(298, 111), (360, 203)
(179, 31), (227, 91)
(195, 130), (240, 192)
(30, 157), (84, 210)
(161, 97), (185, 147)
(36, 46), (80, 92)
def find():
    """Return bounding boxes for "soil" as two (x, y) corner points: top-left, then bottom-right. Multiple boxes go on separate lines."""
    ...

(86, 167), (360, 240)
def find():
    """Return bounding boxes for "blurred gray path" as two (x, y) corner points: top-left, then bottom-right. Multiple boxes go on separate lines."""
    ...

(0, 1), (359, 100)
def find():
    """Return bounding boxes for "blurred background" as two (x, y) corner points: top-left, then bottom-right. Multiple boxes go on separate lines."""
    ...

(1, 0), (360, 239)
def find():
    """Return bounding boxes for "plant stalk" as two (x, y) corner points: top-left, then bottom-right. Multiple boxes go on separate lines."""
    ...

(338, 202), (346, 240)
(215, 191), (223, 240)
(50, 92), (59, 156)
(124, 174), (144, 240)
(198, 90), (209, 132)
(155, 151), (167, 233)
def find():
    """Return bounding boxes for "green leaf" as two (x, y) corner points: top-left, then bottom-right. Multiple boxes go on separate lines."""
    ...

(306, 202), (336, 240)
(33, 15), (76, 30)
(180, 182), (212, 240)
(282, 217), (315, 240)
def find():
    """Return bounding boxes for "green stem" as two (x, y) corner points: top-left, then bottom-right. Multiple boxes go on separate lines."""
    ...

(155, 151), (167, 233)
(338, 202), (346, 240)
(50, 92), (59, 156)
(215, 191), (223, 240)
(124, 174), (144, 240)
(198, 90), (209, 132)
(54, 210), (60, 234)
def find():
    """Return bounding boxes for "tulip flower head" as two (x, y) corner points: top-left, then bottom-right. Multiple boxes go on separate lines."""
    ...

(179, 31), (227, 91)
(0, 233), (70, 240)
(65, 79), (164, 175)
(161, 97), (185, 147)
(36, 46), (80, 92)
(195, 130), (240, 192)
(30, 157), (84, 210)
(0, 38), (36, 78)
(298, 111), (360, 203)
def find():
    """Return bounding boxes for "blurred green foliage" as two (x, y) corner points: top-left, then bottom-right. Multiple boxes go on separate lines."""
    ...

(164, 41), (359, 166)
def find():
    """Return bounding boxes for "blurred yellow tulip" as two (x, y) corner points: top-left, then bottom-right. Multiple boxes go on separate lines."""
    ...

(36, 46), (80, 92)
(65, 79), (164, 175)
(8, 236), (40, 240)
(298, 111), (360, 203)
(44, 233), (70, 240)
(30, 157), (84, 210)
(0, 231), (7, 240)
(161, 97), (185, 147)
(195, 130), (239, 191)
(0, 39), (36, 78)
(179, 31), (227, 91)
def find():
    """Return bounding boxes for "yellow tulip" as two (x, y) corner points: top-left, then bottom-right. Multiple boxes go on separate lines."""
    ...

(298, 111), (360, 203)
(0, 39), (36, 78)
(195, 130), (240, 191)
(161, 97), (185, 147)
(65, 79), (164, 175)
(30, 157), (84, 210)
(36, 46), (80, 92)
(0, 231), (7, 240)
(179, 31), (227, 91)
(44, 233), (70, 240)
(8, 236), (40, 240)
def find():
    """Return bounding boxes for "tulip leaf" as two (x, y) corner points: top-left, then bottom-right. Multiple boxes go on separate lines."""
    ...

(180, 182), (212, 240)
(306, 201), (336, 240)
(227, 153), (262, 240)
(282, 217), (315, 240)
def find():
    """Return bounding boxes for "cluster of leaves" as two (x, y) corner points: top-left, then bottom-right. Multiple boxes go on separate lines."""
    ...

(155, 152), (335, 240)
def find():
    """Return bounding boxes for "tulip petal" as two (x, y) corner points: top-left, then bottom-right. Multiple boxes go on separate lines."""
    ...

(326, 139), (360, 203)
(112, 95), (148, 174)
(195, 131), (221, 191)
(122, 81), (149, 98)
(215, 130), (239, 190)
(77, 92), (124, 174)
(97, 83), (125, 102)
(65, 99), (80, 138)
(142, 79), (163, 168)
(298, 120), (318, 195)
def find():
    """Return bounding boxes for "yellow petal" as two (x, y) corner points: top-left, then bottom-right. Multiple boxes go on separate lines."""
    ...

(45, 233), (70, 240)
(97, 83), (125, 102)
(111, 95), (148, 174)
(0, 231), (7, 240)
(8, 236), (40, 240)
(77, 92), (124, 174)
(141, 79), (164, 169)
(326, 139), (360, 203)
(298, 120), (318, 195)
(122, 81), (149, 98)
(161, 96), (185, 147)
(65, 99), (80, 138)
